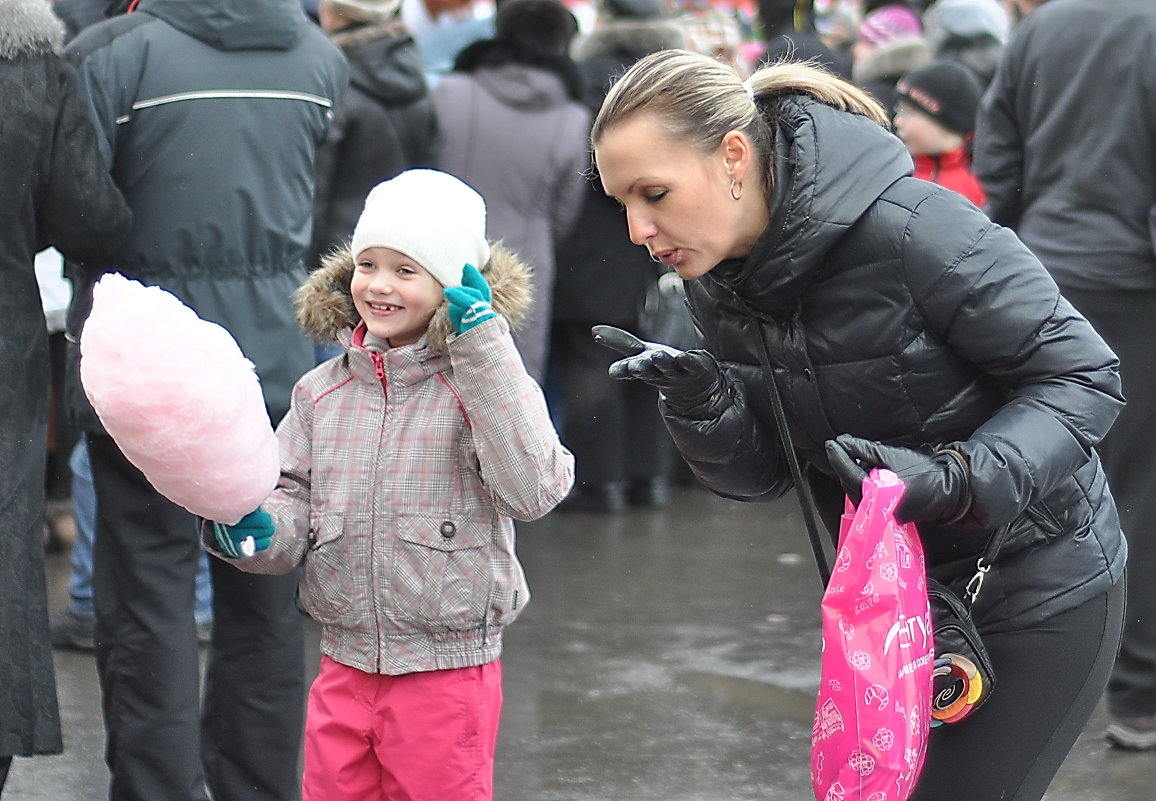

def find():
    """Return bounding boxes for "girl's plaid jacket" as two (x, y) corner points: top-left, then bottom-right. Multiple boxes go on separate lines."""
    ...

(204, 243), (574, 675)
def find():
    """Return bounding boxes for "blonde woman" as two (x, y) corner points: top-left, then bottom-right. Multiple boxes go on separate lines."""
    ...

(591, 49), (1125, 801)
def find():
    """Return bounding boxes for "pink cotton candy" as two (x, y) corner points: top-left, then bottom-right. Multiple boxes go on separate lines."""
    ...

(80, 273), (279, 525)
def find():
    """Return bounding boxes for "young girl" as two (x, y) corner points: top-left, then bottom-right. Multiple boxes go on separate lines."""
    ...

(204, 169), (574, 801)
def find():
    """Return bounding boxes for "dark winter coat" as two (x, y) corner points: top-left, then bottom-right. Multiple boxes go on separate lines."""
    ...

(64, 0), (348, 429)
(52, 0), (111, 41)
(758, 8), (853, 82)
(554, 20), (686, 327)
(310, 21), (437, 266)
(674, 95), (1125, 633)
(761, 30), (853, 80)
(974, 0), (1156, 293)
(433, 38), (590, 381)
(0, 0), (130, 758)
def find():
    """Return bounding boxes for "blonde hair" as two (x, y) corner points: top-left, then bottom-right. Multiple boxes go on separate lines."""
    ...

(592, 50), (889, 192)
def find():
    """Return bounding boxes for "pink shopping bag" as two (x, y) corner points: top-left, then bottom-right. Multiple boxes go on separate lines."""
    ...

(811, 469), (934, 801)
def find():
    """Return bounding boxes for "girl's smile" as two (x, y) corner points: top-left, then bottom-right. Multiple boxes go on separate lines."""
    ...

(350, 247), (443, 347)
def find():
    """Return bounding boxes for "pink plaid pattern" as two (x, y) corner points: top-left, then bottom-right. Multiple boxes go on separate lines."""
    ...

(220, 319), (573, 675)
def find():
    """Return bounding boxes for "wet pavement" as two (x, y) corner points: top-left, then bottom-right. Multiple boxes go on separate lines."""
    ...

(8, 487), (1156, 800)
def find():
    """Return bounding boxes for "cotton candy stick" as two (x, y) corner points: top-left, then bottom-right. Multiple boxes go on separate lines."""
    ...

(80, 273), (279, 525)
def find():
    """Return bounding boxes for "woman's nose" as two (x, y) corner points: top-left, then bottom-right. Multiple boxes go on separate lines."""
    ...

(626, 210), (654, 246)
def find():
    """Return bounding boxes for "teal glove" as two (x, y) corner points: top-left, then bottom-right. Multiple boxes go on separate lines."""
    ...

(444, 263), (497, 334)
(211, 508), (274, 558)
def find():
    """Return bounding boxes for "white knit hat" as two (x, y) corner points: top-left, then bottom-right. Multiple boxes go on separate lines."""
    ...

(350, 170), (490, 289)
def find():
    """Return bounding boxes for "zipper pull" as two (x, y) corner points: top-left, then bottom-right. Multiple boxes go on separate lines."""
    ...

(964, 561), (990, 606)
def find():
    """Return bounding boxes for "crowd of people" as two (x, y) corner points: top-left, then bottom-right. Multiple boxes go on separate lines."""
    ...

(5, 0), (1156, 799)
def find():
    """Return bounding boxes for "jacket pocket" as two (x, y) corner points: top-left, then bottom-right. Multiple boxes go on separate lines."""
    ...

(393, 512), (492, 629)
(300, 512), (363, 629)
(1024, 501), (1063, 536)
(1004, 481), (1095, 555)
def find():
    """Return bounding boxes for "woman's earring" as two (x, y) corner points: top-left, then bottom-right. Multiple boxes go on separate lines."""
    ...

(730, 179), (743, 200)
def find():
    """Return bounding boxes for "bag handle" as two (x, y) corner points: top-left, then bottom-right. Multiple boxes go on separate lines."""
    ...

(749, 324), (1008, 601)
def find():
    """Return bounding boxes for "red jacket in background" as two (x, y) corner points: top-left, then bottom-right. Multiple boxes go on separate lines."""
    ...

(912, 148), (986, 208)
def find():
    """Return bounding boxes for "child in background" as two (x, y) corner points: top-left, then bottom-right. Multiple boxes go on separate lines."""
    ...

(204, 169), (574, 801)
(894, 59), (987, 207)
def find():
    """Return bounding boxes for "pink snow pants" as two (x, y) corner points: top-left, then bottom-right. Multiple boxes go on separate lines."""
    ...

(302, 655), (503, 801)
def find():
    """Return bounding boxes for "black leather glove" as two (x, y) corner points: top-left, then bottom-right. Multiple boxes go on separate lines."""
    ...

(824, 434), (972, 524)
(591, 325), (725, 416)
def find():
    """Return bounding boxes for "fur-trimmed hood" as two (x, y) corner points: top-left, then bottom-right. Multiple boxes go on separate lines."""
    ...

(295, 242), (533, 353)
(0, 0), (65, 59)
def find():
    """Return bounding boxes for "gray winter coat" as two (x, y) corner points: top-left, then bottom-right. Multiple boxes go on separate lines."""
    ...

(974, 0), (1156, 292)
(64, 0), (349, 427)
(0, 0), (130, 757)
(674, 95), (1125, 634)
(433, 39), (590, 382)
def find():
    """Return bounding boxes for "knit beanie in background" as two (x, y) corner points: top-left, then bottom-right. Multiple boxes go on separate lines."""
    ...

(856, 3), (923, 47)
(320, 0), (401, 24)
(350, 170), (490, 289)
(896, 60), (983, 135)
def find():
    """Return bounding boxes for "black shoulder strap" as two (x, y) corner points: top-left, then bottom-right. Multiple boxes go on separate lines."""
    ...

(751, 326), (832, 587)
(749, 314), (1008, 599)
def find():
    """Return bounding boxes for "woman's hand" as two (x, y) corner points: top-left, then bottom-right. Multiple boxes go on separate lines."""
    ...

(825, 434), (973, 524)
(592, 325), (725, 415)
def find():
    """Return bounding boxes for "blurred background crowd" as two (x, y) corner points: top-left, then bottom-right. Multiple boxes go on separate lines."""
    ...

(36, 0), (1020, 541)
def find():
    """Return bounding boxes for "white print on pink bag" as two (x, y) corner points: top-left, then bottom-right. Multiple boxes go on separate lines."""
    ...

(884, 614), (932, 657)
(812, 470), (934, 801)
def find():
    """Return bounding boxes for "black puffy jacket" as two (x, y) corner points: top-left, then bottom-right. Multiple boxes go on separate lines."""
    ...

(673, 95), (1126, 632)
